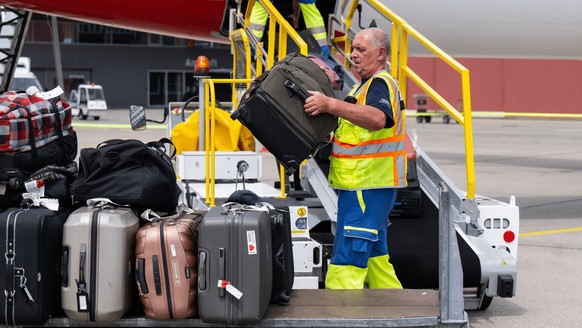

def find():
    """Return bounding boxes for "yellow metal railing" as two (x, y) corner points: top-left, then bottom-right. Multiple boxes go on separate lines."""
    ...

(202, 78), (252, 206)
(334, 0), (476, 198)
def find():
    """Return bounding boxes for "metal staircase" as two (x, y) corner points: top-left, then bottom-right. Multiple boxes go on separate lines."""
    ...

(0, 6), (31, 93)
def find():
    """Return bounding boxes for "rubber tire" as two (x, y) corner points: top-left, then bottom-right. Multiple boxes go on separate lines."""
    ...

(8, 177), (20, 189)
(443, 115), (450, 124)
(425, 116), (432, 123)
(416, 116), (423, 123)
(93, 116), (100, 120)
(478, 295), (493, 310)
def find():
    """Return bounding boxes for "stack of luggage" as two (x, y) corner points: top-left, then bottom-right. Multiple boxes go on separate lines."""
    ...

(0, 50), (338, 325)
(0, 89), (77, 325)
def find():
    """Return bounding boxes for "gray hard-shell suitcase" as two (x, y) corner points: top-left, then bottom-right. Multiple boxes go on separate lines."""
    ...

(197, 204), (272, 325)
(0, 205), (68, 325)
(61, 202), (139, 322)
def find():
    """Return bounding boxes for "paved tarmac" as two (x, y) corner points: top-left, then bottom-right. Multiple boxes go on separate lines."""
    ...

(73, 108), (582, 328)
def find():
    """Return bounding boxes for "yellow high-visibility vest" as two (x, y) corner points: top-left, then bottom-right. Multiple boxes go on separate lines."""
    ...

(328, 70), (407, 190)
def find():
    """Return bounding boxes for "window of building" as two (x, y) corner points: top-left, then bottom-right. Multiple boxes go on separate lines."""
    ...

(148, 72), (165, 106)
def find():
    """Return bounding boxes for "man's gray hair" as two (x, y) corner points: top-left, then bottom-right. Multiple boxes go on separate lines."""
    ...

(368, 27), (391, 56)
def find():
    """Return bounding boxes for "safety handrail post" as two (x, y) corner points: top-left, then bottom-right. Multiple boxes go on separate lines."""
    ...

(389, 22), (399, 79)
(438, 181), (467, 325)
(199, 78), (254, 207)
(461, 70), (476, 198)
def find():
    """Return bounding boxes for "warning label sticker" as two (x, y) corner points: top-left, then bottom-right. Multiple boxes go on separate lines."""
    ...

(247, 230), (257, 255)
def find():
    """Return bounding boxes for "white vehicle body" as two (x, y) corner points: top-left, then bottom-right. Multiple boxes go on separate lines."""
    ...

(69, 84), (107, 120)
(10, 57), (44, 91)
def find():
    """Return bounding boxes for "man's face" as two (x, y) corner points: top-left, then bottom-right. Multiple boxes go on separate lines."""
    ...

(350, 31), (379, 79)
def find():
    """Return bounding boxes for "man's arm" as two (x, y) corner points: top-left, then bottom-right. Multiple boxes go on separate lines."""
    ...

(304, 90), (387, 131)
(365, 79), (395, 128)
(288, 0), (301, 29)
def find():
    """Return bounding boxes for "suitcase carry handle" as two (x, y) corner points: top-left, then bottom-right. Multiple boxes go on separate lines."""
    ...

(198, 251), (207, 291)
(135, 258), (149, 294)
(61, 247), (69, 287)
(284, 80), (309, 102)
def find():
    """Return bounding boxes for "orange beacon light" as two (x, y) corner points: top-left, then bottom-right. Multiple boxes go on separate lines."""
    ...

(194, 55), (210, 74)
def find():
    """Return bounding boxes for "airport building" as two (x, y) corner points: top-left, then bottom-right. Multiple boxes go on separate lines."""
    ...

(20, 14), (234, 108)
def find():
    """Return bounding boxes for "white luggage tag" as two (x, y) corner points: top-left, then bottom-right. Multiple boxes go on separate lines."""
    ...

(76, 243), (89, 312)
(39, 85), (64, 100)
(217, 279), (243, 299)
(21, 193), (59, 211)
(24, 179), (45, 196)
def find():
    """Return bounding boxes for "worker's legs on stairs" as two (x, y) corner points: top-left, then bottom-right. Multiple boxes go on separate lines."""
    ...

(249, 1), (269, 40)
(326, 189), (398, 289)
(365, 254), (403, 289)
(364, 189), (402, 289)
(325, 264), (367, 289)
(298, 1), (330, 57)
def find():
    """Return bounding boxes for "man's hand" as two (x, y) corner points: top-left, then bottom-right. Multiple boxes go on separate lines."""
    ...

(304, 90), (333, 116)
(289, 0), (300, 29)
(287, 13), (299, 29)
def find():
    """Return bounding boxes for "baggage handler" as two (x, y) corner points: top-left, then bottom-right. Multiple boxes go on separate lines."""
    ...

(249, 0), (330, 58)
(303, 27), (406, 289)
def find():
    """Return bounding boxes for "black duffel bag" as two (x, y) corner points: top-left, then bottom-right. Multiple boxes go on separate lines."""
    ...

(0, 162), (78, 208)
(71, 138), (181, 213)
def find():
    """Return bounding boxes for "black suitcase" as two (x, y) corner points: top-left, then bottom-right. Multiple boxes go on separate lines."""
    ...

(225, 191), (294, 305)
(0, 206), (68, 325)
(269, 206), (294, 305)
(197, 204), (272, 325)
(231, 52), (338, 175)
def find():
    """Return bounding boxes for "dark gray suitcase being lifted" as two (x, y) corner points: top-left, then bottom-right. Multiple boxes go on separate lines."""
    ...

(231, 52), (338, 175)
(197, 204), (272, 325)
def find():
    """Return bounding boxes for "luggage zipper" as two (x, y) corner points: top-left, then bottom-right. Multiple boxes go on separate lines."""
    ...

(158, 220), (174, 319)
(4, 209), (21, 325)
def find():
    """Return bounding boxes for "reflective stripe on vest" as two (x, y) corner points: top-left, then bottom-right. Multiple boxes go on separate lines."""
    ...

(328, 70), (407, 190)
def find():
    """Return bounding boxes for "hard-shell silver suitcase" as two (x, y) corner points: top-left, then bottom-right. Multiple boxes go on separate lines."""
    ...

(61, 202), (139, 322)
(197, 204), (272, 325)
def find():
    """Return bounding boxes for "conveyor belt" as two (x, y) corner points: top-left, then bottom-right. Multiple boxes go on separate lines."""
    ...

(45, 289), (440, 327)
(389, 192), (482, 289)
